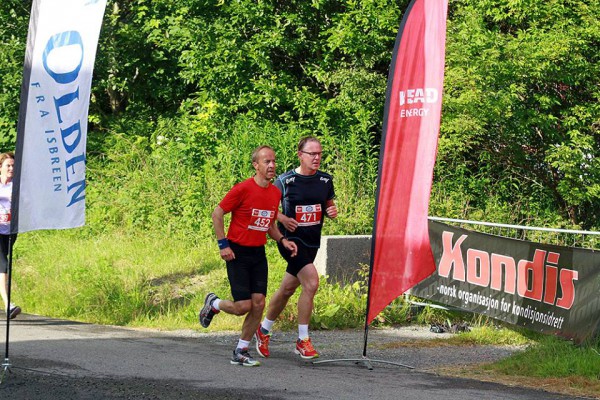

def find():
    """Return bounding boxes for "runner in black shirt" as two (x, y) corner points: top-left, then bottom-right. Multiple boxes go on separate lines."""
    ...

(255, 136), (337, 359)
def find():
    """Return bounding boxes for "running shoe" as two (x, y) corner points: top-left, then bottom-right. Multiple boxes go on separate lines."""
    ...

(8, 304), (21, 320)
(199, 292), (219, 328)
(231, 348), (261, 367)
(254, 325), (271, 358)
(295, 337), (319, 359)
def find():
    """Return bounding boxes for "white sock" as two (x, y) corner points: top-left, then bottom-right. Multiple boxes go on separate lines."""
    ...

(261, 318), (275, 332)
(237, 339), (250, 350)
(298, 324), (309, 340)
(212, 299), (221, 311)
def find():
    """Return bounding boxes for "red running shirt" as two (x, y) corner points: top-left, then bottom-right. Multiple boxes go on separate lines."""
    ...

(219, 177), (281, 247)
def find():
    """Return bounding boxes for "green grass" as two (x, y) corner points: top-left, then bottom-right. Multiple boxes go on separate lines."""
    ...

(12, 228), (344, 331)
(11, 228), (384, 331)
(488, 335), (600, 379)
(13, 228), (221, 327)
(445, 325), (535, 346)
(444, 331), (600, 398)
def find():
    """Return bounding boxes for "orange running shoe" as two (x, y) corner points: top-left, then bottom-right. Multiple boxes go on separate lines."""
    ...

(254, 326), (271, 358)
(295, 337), (319, 359)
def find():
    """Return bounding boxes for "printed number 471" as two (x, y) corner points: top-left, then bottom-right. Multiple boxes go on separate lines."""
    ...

(300, 213), (317, 222)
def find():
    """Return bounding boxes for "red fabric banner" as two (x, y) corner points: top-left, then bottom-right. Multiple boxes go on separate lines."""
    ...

(367, 0), (449, 324)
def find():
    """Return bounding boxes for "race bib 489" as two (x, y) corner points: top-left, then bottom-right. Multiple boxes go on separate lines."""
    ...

(0, 211), (10, 224)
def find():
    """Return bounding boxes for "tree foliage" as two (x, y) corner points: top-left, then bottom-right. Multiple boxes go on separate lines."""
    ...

(0, 1), (29, 148)
(441, 0), (600, 228)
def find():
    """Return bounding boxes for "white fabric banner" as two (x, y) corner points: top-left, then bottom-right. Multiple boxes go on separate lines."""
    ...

(12, 0), (107, 233)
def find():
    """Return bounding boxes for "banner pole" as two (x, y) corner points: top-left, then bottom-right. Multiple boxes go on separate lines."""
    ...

(312, 252), (414, 370)
(1, 234), (15, 383)
(362, 314), (370, 358)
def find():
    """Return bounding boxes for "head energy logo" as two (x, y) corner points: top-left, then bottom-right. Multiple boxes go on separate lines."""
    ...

(398, 88), (439, 118)
(399, 88), (438, 106)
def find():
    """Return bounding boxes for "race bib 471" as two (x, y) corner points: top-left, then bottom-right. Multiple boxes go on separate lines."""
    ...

(295, 204), (321, 226)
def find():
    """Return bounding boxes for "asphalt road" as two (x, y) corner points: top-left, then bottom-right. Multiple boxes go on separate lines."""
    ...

(0, 314), (585, 399)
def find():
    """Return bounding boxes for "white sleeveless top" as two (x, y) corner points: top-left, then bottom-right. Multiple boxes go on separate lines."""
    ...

(0, 181), (12, 235)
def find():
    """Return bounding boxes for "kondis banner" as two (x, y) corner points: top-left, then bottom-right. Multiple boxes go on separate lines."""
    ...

(411, 221), (600, 343)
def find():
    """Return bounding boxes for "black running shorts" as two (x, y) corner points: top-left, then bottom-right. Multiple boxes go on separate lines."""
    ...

(0, 234), (16, 274)
(225, 242), (268, 302)
(277, 239), (318, 277)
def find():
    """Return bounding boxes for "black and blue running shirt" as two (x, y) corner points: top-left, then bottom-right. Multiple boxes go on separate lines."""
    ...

(274, 169), (335, 248)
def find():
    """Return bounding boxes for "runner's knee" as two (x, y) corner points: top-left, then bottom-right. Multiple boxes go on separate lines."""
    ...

(232, 300), (252, 315)
(252, 296), (266, 311)
(302, 278), (319, 296)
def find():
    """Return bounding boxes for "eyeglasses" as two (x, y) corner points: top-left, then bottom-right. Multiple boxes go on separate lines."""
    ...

(300, 150), (322, 158)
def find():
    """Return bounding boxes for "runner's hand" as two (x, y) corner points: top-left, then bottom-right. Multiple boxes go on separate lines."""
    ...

(326, 205), (338, 219)
(281, 215), (299, 232)
(220, 247), (235, 261)
(283, 239), (298, 257)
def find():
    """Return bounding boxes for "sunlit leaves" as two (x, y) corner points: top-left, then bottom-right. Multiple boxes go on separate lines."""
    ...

(439, 0), (600, 228)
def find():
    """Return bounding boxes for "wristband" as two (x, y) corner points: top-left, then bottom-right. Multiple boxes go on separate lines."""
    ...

(217, 238), (230, 250)
(278, 237), (286, 244)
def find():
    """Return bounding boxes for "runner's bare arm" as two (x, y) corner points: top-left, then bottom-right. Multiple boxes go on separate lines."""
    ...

(212, 206), (235, 260)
